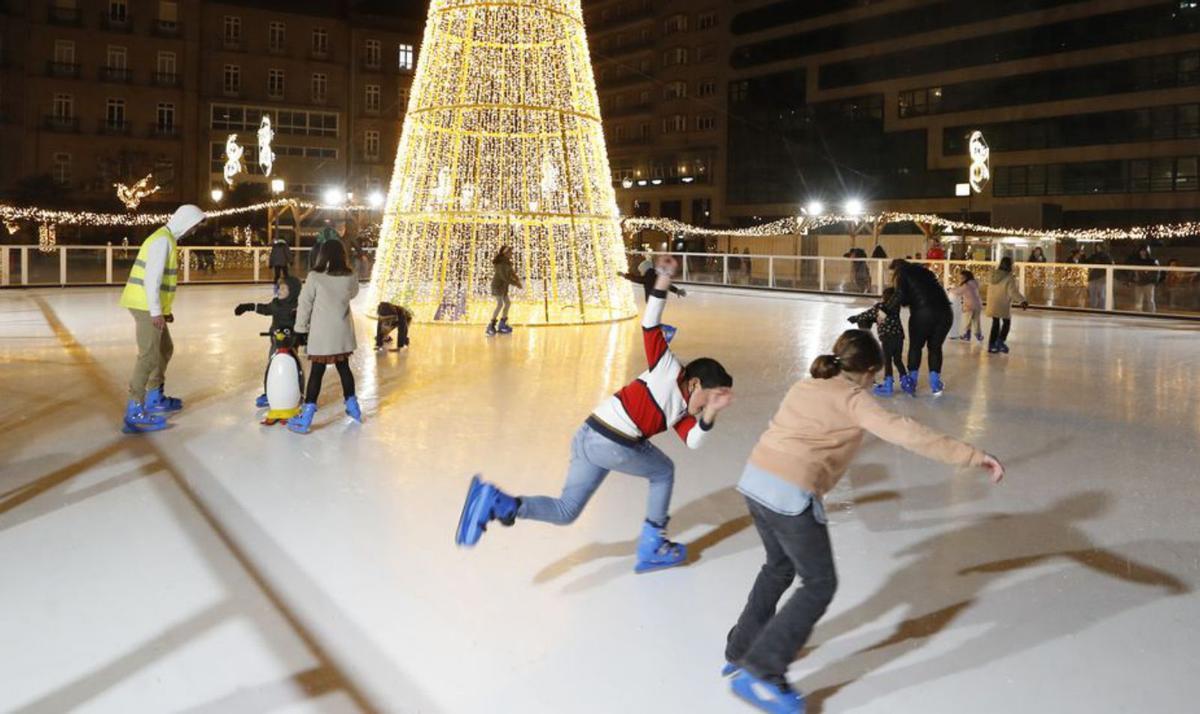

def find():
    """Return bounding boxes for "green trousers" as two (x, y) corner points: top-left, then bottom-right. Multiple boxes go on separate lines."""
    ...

(128, 309), (174, 402)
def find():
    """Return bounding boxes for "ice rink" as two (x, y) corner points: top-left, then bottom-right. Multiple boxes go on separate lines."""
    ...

(2, 283), (1197, 714)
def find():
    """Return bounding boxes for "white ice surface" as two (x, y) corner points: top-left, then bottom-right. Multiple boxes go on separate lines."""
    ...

(1, 283), (1198, 713)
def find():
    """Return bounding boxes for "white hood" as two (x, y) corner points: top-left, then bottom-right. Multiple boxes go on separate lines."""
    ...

(166, 204), (205, 239)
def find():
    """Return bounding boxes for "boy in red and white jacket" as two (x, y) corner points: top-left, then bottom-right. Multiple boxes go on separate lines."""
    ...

(456, 256), (735, 573)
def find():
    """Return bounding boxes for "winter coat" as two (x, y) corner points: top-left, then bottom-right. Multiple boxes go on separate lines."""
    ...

(948, 279), (982, 312)
(884, 262), (951, 315)
(985, 270), (1026, 319)
(249, 275), (301, 331)
(1126, 253), (1163, 285)
(491, 258), (521, 298)
(1086, 251), (1113, 282)
(848, 302), (903, 340)
(295, 271), (359, 356)
(268, 239), (291, 267)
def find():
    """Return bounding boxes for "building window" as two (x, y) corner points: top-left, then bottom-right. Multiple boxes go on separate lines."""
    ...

(311, 73), (327, 102)
(398, 43), (415, 71)
(639, 122), (651, 138)
(662, 114), (687, 133)
(268, 69), (285, 99)
(365, 84), (381, 113)
(52, 153), (72, 186)
(108, 0), (127, 23)
(664, 14), (687, 34)
(53, 93), (74, 119)
(210, 103), (339, 137)
(105, 98), (126, 129)
(698, 80), (716, 97)
(698, 12), (717, 30)
(664, 81), (687, 100)
(696, 115), (716, 131)
(106, 45), (127, 70)
(365, 130), (380, 159)
(1176, 157), (1198, 191)
(158, 1), (178, 30)
(312, 28), (329, 57)
(662, 47), (688, 66)
(269, 22), (286, 53)
(614, 125), (626, 141)
(223, 15), (241, 46)
(730, 80), (748, 102)
(398, 87), (409, 111)
(899, 87), (943, 117)
(365, 39), (381, 68)
(696, 44), (716, 63)
(223, 64), (241, 95)
(53, 40), (76, 65)
(156, 102), (175, 132)
(156, 51), (177, 84)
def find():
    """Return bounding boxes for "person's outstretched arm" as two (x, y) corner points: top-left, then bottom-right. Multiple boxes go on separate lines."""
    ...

(850, 390), (1004, 482)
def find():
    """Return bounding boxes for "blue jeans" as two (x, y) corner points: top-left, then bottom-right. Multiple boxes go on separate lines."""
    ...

(517, 423), (675, 526)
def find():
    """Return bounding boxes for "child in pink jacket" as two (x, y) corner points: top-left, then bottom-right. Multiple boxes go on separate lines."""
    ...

(948, 269), (983, 342)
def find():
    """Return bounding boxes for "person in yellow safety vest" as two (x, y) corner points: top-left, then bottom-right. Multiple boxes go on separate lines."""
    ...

(119, 204), (206, 433)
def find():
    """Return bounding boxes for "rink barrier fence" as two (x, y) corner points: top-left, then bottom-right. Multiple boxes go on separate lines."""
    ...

(2, 246), (1199, 319)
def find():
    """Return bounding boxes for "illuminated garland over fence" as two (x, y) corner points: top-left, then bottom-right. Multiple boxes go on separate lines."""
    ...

(0, 200), (379, 228)
(623, 212), (1200, 242)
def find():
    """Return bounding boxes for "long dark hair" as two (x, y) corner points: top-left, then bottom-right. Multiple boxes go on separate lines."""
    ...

(493, 246), (512, 264)
(997, 256), (1013, 272)
(959, 269), (975, 284)
(313, 238), (352, 276)
(810, 329), (884, 379)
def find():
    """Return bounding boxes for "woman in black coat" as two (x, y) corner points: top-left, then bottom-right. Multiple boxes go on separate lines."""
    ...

(882, 259), (954, 396)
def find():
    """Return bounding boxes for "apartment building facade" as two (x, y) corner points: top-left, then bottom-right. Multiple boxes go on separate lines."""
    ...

(583, 0), (732, 227)
(0, 0), (418, 209)
(724, 0), (1200, 230)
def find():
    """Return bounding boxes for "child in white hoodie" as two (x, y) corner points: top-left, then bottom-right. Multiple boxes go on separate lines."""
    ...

(948, 269), (983, 342)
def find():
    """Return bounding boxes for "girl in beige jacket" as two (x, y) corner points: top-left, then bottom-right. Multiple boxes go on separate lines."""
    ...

(985, 257), (1028, 354)
(289, 240), (361, 434)
(723, 329), (1003, 713)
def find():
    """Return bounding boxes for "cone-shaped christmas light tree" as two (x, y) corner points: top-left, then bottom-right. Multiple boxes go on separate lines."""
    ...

(368, 0), (637, 325)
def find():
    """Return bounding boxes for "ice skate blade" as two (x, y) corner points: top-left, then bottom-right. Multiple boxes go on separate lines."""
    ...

(455, 475), (483, 546)
(634, 548), (688, 574)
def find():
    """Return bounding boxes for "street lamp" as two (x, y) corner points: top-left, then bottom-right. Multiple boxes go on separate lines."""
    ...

(805, 200), (824, 217)
(210, 188), (224, 203)
(843, 198), (864, 216)
(323, 187), (346, 206)
(368, 190), (385, 208)
(270, 178), (286, 194)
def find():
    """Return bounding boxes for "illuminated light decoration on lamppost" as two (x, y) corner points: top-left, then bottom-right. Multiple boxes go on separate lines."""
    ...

(621, 177), (634, 189)
(844, 198), (864, 216)
(271, 178), (286, 194)
(223, 134), (244, 188)
(805, 200), (825, 217)
(258, 116), (276, 177)
(367, 0), (636, 325)
(323, 187), (346, 206)
(969, 130), (991, 194)
(114, 173), (161, 210)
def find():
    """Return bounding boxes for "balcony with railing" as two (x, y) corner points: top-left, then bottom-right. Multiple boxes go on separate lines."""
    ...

(604, 102), (654, 118)
(150, 123), (179, 139)
(48, 5), (82, 26)
(46, 61), (81, 79)
(98, 119), (132, 136)
(268, 44), (289, 56)
(361, 58), (383, 72)
(598, 71), (654, 90)
(43, 115), (80, 132)
(596, 36), (656, 59)
(100, 11), (132, 33)
(153, 71), (181, 88)
(310, 48), (330, 61)
(588, 5), (655, 34)
(222, 37), (243, 51)
(100, 66), (132, 83)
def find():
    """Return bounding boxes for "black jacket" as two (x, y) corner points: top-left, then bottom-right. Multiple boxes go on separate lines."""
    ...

(885, 262), (950, 313)
(1086, 251), (1113, 282)
(268, 239), (291, 267)
(1126, 252), (1163, 285)
(236, 276), (301, 331)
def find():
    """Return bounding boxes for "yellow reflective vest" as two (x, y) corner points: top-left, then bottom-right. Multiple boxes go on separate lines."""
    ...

(119, 227), (179, 314)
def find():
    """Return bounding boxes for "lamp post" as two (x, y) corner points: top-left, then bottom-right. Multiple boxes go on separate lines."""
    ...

(269, 178), (285, 243)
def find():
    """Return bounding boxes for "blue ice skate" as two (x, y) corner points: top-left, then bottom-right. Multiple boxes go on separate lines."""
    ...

(455, 475), (518, 547)
(122, 400), (167, 434)
(872, 376), (894, 396)
(929, 371), (945, 396)
(344, 395), (363, 422)
(730, 671), (806, 714)
(900, 371), (918, 397)
(661, 324), (677, 343)
(255, 393), (270, 408)
(287, 403), (317, 434)
(145, 386), (183, 413)
(497, 318), (513, 335)
(998, 342), (1010, 353)
(634, 520), (687, 573)
(721, 662), (741, 677)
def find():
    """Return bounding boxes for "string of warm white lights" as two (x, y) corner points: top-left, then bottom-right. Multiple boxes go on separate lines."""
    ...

(0, 200), (380, 228)
(624, 213), (1200, 243)
(367, 0), (636, 325)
